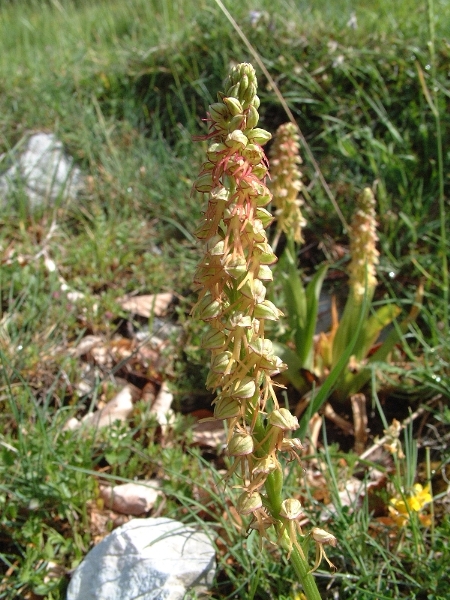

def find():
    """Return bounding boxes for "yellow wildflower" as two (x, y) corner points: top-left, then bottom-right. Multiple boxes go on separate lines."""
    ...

(389, 484), (432, 527)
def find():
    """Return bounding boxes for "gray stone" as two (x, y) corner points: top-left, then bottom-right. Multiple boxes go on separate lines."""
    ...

(66, 517), (216, 600)
(0, 132), (83, 208)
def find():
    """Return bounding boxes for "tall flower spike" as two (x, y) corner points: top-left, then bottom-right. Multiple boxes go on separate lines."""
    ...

(269, 123), (306, 246)
(348, 187), (379, 301)
(193, 63), (325, 600)
(192, 63), (286, 449)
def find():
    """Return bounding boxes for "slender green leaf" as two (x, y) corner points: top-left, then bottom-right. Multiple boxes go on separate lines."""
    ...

(299, 263), (329, 371)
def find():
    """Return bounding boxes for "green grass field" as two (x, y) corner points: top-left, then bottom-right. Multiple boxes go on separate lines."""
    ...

(1, 1), (449, 598)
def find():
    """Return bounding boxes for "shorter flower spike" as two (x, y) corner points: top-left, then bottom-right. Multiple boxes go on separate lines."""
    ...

(348, 187), (379, 300)
(269, 122), (306, 245)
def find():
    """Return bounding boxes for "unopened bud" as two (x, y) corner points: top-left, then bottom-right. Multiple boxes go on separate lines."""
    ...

(225, 130), (248, 150)
(247, 128), (272, 145)
(245, 105), (259, 129)
(280, 498), (303, 520)
(223, 96), (244, 116)
(208, 102), (228, 122)
(211, 351), (232, 373)
(227, 114), (246, 132)
(214, 396), (241, 420)
(228, 432), (254, 456)
(201, 329), (226, 350)
(230, 377), (256, 399)
(269, 408), (299, 431)
(254, 300), (283, 321)
(237, 491), (262, 515)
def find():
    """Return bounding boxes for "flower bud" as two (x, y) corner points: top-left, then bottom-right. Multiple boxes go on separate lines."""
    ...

(230, 377), (256, 399)
(238, 74), (249, 98)
(251, 94), (261, 110)
(196, 293), (221, 320)
(268, 408), (299, 431)
(223, 96), (244, 116)
(280, 498), (303, 520)
(242, 82), (257, 107)
(201, 329), (227, 350)
(228, 432), (254, 456)
(237, 490), (262, 515)
(245, 105), (259, 129)
(211, 351), (232, 373)
(227, 114), (246, 132)
(214, 396), (241, 420)
(208, 102), (228, 122)
(226, 82), (240, 99)
(254, 300), (283, 321)
(247, 128), (272, 145)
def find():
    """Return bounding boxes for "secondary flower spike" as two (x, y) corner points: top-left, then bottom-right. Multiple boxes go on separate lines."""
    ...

(348, 187), (379, 301)
(269, 122), (306, 244)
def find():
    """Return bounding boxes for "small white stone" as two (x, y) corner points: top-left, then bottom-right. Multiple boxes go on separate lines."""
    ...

(99, 481), (161, 516)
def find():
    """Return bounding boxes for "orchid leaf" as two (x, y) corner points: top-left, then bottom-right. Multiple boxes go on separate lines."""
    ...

(341, 300), (421, 399)
(359, 303), (401, 358)
(272, 342), (305, 391)
(300, 263), (329, 370)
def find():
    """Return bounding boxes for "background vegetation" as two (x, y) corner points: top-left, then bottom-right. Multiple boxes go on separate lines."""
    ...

(0, 0), (449, 598)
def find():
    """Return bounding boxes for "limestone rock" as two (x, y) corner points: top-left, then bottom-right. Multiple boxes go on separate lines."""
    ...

(0, 132), (83, 208)
(66, 517), (216, 600)
(99, 481), (162, 516)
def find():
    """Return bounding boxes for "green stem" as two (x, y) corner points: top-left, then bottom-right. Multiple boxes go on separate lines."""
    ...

(290, 546), (323, 600)
(263, 453), (323, 599)
(250, 406), (323, 599)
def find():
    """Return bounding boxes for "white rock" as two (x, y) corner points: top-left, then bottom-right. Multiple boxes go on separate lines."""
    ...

(0, 132), (83, 208)
(66, 517), (216, 600)
(100, 481), (161, 516)
(64, 385), (134, 431)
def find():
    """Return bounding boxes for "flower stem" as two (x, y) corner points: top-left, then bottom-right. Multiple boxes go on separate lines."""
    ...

(291, 546), (323, 600)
